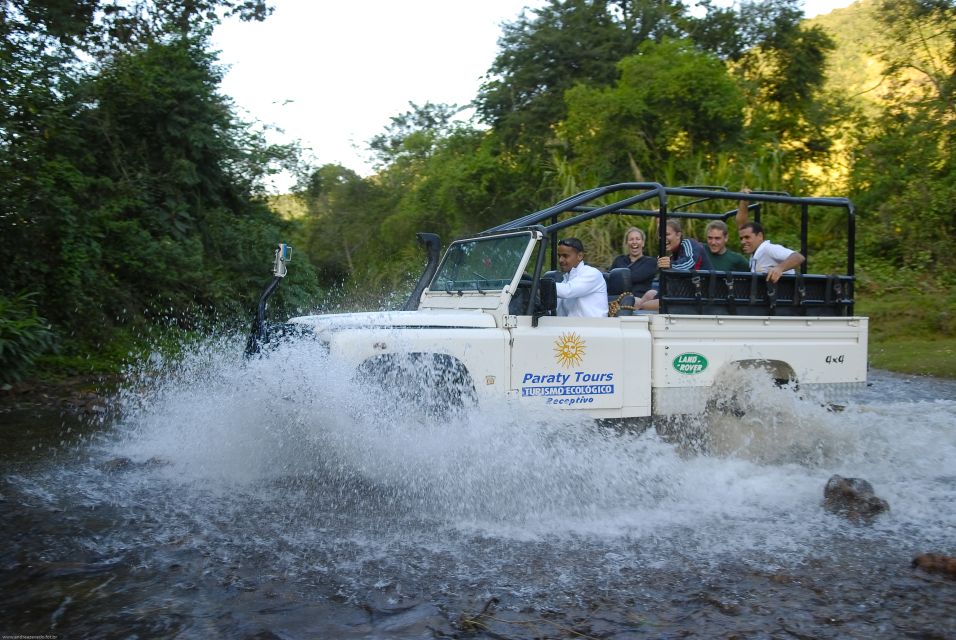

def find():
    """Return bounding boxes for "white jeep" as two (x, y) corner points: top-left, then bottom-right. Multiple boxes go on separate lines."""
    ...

(250, 183), (868, 419)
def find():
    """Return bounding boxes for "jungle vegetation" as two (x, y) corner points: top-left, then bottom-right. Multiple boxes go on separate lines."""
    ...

(1, 0), (954, 383)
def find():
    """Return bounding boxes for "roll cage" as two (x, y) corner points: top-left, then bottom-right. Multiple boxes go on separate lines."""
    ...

(483, 182), (857, 317)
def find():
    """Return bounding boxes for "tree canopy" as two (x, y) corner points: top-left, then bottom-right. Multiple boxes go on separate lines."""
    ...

(0, 0), (317, 380)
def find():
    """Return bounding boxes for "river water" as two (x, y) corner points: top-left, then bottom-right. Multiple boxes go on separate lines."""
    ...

(2, 337), (955, 639)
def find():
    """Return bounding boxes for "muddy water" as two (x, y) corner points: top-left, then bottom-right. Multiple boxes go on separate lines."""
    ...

(1, 339), (955, 639)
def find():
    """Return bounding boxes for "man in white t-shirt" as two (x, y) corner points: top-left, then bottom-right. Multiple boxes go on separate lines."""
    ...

(738, 222), (805, 283)
(554, 238), (608, 317)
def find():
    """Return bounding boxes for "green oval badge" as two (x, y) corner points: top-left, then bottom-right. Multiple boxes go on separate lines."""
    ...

(673, 352), (708, 375)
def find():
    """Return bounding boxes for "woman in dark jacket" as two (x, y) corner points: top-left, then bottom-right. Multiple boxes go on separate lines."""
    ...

(609, 226), (656, 297)
(636, 219), (712, 311)
(658, 219), (713, 271)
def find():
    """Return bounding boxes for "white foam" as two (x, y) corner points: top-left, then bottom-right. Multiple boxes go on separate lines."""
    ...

(91, 335), (956, 555)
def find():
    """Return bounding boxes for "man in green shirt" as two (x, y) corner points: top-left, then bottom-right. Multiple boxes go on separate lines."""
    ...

(705, 220), (750, 271)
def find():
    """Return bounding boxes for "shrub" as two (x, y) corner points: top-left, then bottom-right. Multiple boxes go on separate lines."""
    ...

(0, 292), (55, 385)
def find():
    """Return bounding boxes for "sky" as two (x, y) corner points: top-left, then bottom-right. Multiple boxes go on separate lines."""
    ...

(212, 0), (857, 190)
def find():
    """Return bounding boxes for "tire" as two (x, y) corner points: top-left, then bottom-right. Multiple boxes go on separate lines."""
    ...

(355, 353), (477, 419)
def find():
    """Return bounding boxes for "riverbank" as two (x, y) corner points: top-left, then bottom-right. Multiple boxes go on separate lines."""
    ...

(0, 325), (189, 413)
(855, 288), (956, 379)
(0, 375), (118, 416)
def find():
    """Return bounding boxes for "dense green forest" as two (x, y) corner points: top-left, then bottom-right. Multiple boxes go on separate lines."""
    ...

(1, 0), (954, 384)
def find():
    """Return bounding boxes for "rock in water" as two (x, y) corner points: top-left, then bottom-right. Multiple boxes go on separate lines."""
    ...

(98, 457), (133, 473)
(97, 457), (169, 474)
(912, 553), (956, 578)
(823, 474), (889, 523)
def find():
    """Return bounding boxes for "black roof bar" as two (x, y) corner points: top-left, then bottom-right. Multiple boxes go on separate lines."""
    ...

(480, 183), (856, 277)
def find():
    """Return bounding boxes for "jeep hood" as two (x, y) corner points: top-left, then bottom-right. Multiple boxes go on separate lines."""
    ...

(287, 309), (498, 332)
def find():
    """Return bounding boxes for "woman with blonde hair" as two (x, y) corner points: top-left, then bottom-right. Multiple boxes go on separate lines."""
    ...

(608, 226), (656, 297)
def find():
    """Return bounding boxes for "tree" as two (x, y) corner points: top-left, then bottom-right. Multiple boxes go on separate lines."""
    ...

(0, 0), (322, 357)
(731, 0), (837, 163)
(476, 0), (635, 147)
(560, 38), (745, 184)
(848, 0), (956, 285)
(298, 164), (379, 284)
(369, 102), (468, 169)
(364, 124), (544, 291)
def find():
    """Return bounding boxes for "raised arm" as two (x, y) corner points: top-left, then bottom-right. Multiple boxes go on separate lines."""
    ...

(735, 186), (751, 230)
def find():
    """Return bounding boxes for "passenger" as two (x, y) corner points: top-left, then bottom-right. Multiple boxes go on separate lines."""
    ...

(657, 219), (713, 272)
(738, 221), (805, 283)
(635, 219), (712, 311)
(609, 226), (656, 297)
(554, 237), (608, 317)
(705, 220), (749, 272)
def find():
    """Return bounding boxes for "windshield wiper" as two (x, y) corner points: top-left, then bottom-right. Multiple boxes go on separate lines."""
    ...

(472, 271), (490, 294)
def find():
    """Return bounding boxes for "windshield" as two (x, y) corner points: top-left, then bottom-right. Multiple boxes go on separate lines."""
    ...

(430, 233), (534, 292)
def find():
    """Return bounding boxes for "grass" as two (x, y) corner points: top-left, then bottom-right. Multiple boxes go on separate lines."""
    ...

(855, 287), (956, 379)
(866, 336), (956, 378)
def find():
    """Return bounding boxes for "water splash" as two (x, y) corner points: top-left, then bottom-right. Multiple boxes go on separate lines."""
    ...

(105, 335), (685, 527)
(55, 335), (956, 553)
(695, 366), (863, 467)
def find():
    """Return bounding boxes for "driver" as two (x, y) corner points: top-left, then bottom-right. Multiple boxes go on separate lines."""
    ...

(554, 238), (608, 317)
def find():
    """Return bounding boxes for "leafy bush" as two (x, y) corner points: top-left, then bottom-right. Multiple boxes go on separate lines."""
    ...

(0, 292), (55, 384)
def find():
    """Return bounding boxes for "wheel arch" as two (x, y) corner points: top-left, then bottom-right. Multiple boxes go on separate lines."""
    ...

(354, 351), (478, 411)
(718, 358), (798, 386)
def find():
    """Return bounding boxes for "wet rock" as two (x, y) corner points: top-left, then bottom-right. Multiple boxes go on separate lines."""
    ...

(823, 474), (889, 523)
(363, 585), (422, 614)
(701, 593), (742, 616)
(98, 456), (169, 473)
(912, 553), (956, 578)
(66, 390), (108, 415)
(98, 457), (134, 473)
(374, 602), (450, 635)
(20, 558), (127, 578)
(243, 632), (287, 640)
(457, 596), (500, 632)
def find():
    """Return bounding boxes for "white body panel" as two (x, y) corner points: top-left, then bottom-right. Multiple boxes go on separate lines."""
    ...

(647, 314), (868, 414)
(508, 315), (653, 418)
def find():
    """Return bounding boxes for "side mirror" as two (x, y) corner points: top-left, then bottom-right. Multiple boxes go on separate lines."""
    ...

(534, 277), (558, 326)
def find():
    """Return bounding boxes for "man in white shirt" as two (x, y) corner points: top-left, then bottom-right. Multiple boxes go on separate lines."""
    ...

(554, 238), (608, 317)
(738, 222), (805, 283)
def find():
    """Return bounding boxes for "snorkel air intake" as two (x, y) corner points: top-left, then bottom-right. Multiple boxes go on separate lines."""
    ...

(245, 243), (292, 357)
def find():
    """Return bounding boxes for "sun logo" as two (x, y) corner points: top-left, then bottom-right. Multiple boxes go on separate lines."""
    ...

(554, 332), (586, 368)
